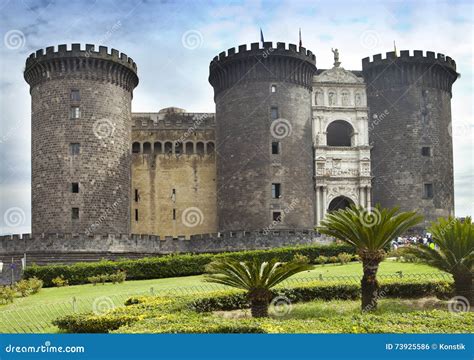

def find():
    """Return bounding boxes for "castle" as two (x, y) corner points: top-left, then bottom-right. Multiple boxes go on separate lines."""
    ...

(0, 42), (459, 269)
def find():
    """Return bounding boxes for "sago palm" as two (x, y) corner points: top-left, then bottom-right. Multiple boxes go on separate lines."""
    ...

(204, 258), (313, 317)
(402, 217), (473, 304)
(318, 204), (423, 311)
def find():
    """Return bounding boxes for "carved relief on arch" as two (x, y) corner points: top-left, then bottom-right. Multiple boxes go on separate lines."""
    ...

(341, 89), (350, 106)
(327, 89), (337, 106)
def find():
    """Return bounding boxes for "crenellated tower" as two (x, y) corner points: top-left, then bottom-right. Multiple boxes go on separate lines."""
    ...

(209, 42), (317, 232)
(24, 44), (139, 235)
(362, 50), (458, 228)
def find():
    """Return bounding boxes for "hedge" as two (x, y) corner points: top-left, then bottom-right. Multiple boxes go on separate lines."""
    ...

(54, 278), (455, 333)
(25, 243), (355, 287)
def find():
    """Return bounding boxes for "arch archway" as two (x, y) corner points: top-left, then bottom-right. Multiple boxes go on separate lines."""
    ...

(328, 196), (354, 212)
(326, 120), (354, 146)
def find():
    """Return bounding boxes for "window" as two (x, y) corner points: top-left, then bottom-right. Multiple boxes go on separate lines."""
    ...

(71, 207), (79, 220)
(421, 146), (431, 157)
(69, 143), (80, 155)
(172, 209), (176, 220)
(143, 142), (151, 154)
(271, 142), (280, 154)
(185, 142), (194, 154)
(135, 209), (139, 221)
(70, 90), (80, 101)
(272, 211), (282, 222)
(154, 142), (162, 154)
(196, 142), (205, 155)
(70, 106), (80, 119)
(71, 182), (79, 193)
(134, 189), (139, 202)
(175, 142), (182, 155)
(206, 142), (215, 154)
(272, 183), (281, 199)
(423, 183), (434, 199)
(132, 142), (140, 153)
(271, 85), (277, 93)
(165, 142), (173, 154)
(271, 107), (279, 120)
(326, 120), (353, 147)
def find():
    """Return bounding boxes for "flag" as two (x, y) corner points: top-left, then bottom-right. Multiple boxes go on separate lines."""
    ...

(260, 28), (264, 44)
(394, 40), (398, 57)
(299, 28), (302, 47)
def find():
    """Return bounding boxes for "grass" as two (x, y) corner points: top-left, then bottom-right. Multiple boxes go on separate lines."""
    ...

(0, 260), (447, 333)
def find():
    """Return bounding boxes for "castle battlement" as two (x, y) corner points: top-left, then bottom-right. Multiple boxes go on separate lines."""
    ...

(24, 44), (139, 91)
(362, 50), (456, 72)
(209, 42), (317, 96)
(210, 41), (315, 65)
(132, 112), (215, 130)
(25, 43), (137, 72)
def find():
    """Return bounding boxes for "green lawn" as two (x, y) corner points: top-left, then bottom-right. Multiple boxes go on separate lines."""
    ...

(0, 260), (447, 333)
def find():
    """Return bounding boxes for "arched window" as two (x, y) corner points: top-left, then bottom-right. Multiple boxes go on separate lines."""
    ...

(326, 120), (354, 146)
(328, 196), (354, 212)
(154, 142), (162, 154)
(164, 142), (173, 154)
(175, 142), (182, 155)
(196, 142), (205, 155)
(132, 142), (141, 153)
(185, 142), (194, 154)
(206, 142), (215, 154)
(143, 142), (151, 154)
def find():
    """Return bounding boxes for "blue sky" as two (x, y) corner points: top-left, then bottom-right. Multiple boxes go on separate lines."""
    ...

(0, 0), (472, 234)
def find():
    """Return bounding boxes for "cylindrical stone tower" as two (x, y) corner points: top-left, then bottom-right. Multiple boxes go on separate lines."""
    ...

(24, 44), (139, 235)
(209, 42), (316, 232)
(362, 50), (458, 229)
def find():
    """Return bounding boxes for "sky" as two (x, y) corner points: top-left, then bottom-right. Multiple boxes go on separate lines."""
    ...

(0, 0), (472, 235)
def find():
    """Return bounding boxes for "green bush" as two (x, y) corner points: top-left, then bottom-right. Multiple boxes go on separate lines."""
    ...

(337, 252), (352, 265)
(109, 271), (127, 284)
(0, 286), (15, 304)
(328, 256), (339, 264)
(25, 243), (355, 287)
(13, 277), (43, 297)
(315, 255), (327, 265)
(51, 275), (69, 287)
(53, 313), (139, 333)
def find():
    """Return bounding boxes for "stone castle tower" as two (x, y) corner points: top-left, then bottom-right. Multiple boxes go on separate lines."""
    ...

(24, 44), (139, 235)
(362, 51), (458, 228)
(209, 42), (317, 232)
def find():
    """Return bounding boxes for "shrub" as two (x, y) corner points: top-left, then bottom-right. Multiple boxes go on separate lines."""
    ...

(87, 275), (101, 286)
(25, 243), (355, 287)
(337, 252), (352, 265)
(52, 275), (69, 287)
(0, 286), (15, 304)
(315, 255), (327, 265)
(328, 256), (339, 264)
(109, 271), (127, 284)
(28, 277), (43, 294)
(53, 313), (139, 333)
(14, 279), (33, 297)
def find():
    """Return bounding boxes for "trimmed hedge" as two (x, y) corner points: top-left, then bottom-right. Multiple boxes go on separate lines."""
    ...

(25, 243), (355, 287)
(54, 278), (455, 333)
